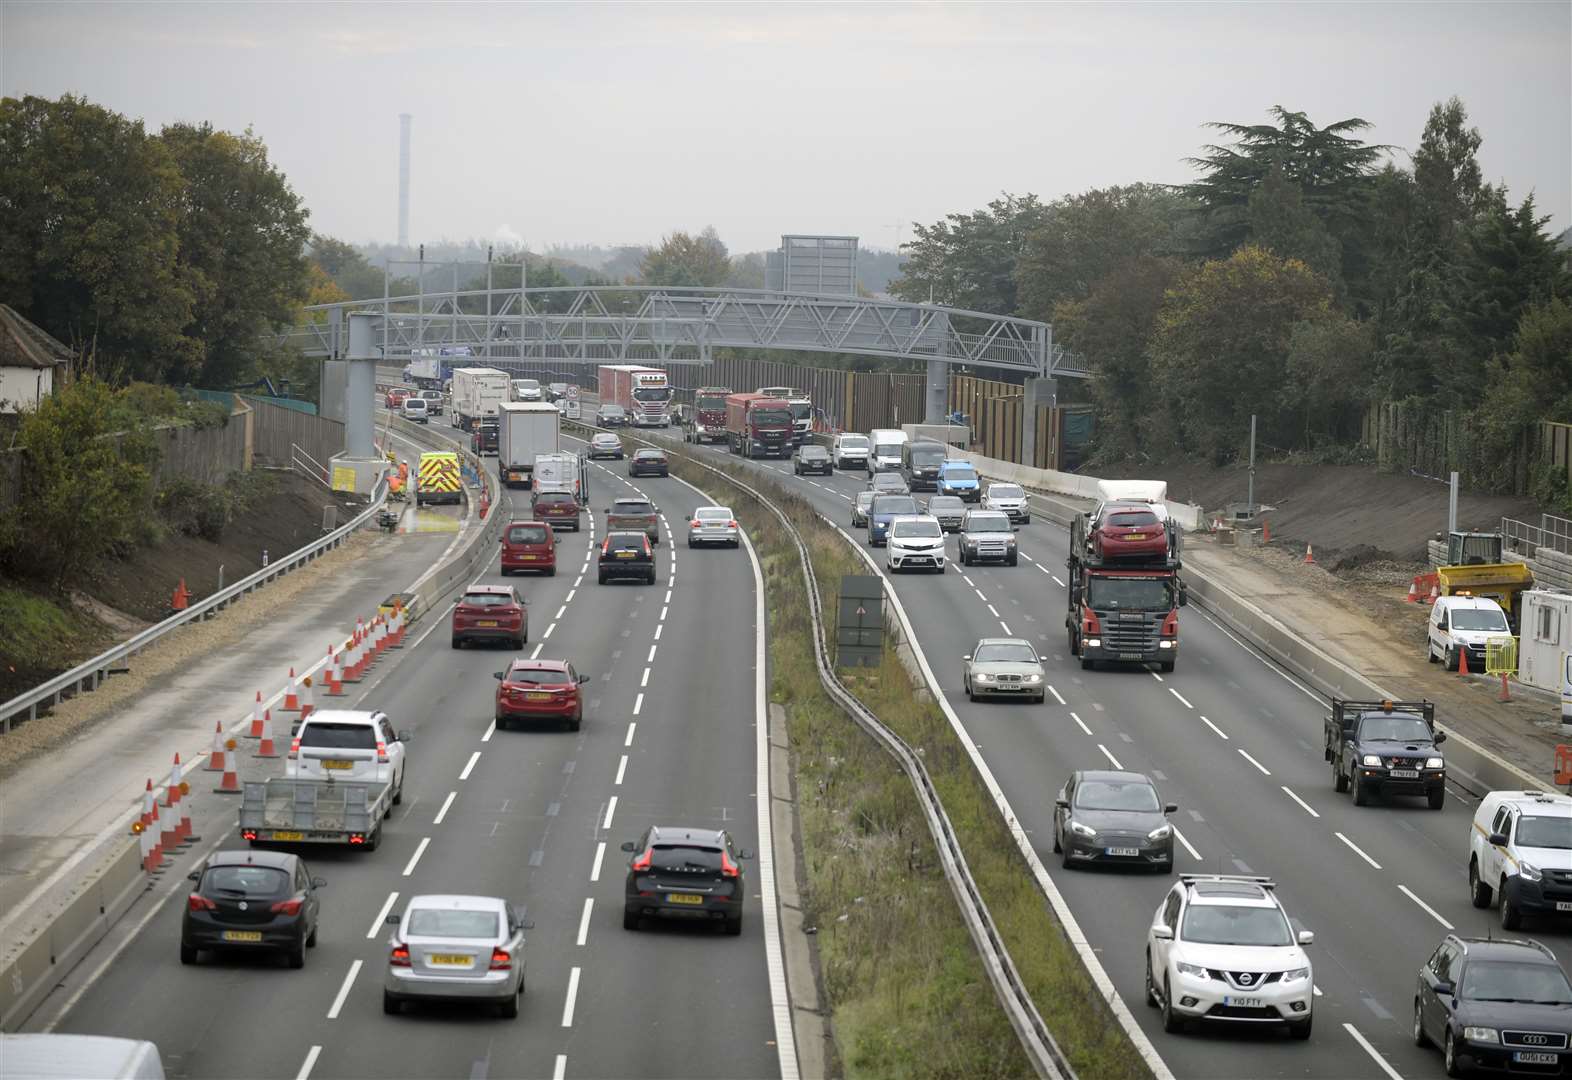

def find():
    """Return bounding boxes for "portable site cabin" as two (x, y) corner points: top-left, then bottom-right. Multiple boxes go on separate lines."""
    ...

(1518, 589), (1572, 721)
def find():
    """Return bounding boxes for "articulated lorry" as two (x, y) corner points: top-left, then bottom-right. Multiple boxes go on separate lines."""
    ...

(725, 392), (794, 458)
(450, 367), (512, 432)
(599, 364), (672, 427)
(1067, 481), (1185, 672)
(497, 402), (561, 488)
(403, 347), (471, 389)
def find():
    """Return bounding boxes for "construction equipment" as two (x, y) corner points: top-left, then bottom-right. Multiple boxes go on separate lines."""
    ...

(1434, 529), (1535, 633)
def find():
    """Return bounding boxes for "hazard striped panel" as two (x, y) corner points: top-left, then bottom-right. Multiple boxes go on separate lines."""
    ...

(417, 452), (461, 505)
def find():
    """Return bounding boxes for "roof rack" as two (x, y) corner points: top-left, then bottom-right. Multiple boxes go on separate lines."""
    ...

(1179, 874), (1276, 889)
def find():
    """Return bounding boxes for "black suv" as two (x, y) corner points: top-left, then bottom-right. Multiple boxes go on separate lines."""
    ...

(598, 531), (656, 585)
(1415, 934), (1572, 1075)
(181, 850), (325, 969)
(621, 826), (753, 935)
(792, 444), (833, 476)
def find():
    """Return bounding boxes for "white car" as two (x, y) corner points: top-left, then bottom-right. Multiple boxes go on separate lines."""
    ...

(885, 515), (947, 573)
(1467, 790), (1572, 929)
(287, 710), (409, 806)
(1146, 874), (1314, 1039)
(687, 505), (740, 548)
(401, 396), (429, 423)
(383, 894), (531, 1018)
(984, 482), (1030, 524)
(832, 433), (871, 470)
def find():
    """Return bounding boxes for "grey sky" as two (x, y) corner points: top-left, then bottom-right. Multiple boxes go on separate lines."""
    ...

(4, 1), (1568, 254)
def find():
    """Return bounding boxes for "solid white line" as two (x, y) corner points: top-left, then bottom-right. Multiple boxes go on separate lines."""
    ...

(552, 1055), (567, 1080)
(1097, 743), (1124, 769)
(1343, 1023), (1405, 1080)
(530, 643), (544, 659)
(326, 959), (362, 1019)
(1168, 688), (1194, 709)
(544, 622), (556, 639)
(1171, 826), (1202, 861)
(647, 644), (657, 662)
(633, 693), (644, 715)
(624, 721), (636, 747)
(1237, 748), (1272, 776)
(1071, 711), (1092, 735)
(433, 791), (457, 825)
(459, 750), (482, 780)
(555, 605), (567, 620)
(402, 837), (431, 877)
(1199, 715), (1229, 740)
(576, 897), (594, 946)
(615, 754), (628, 785)
(602, 796), (618, 830)
(590, 841), (606, 882)
(1335, 831), (1384, 870)
(641, 667), (650, 687)
(1280, 786), (1319, 818)
(561, 966), (581, 1027)
(1047, 685), (1066, 705)
(366, 891), (399, 939)
(1398, 884), (1454, 929)
(296, 1046), (322, 1080)
(481, 720), (496, 743)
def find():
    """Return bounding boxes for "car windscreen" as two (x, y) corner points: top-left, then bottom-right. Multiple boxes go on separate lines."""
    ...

(600, 406), (625, 416)
(990, 485), (1024, 499)
(1180, 905), (1292, 947)
(942, 466), (978, 481)
(298, 723), (376, 749)
(462, 593), (515, 608)
(607, 535), (647, 550)
(203, 865), (290, 896)
(800, 446), (828, 459)
(1449, 608), (1509, 631)
(406, 908), (499, 939)
(1358, 715), (1432, 742)
(696, 508), (731, 521)
(535, 492), (574, 504)
(752, 408), (791, 425)
(1085, 576), (1175, 611)
(612, 502), (653, 515)
(633, 387), (670, 402)
(634, 451), (665, 460)
(593, 435), (620, 444)
(650, 844), (723, 872)
(1460, 961), (1572, 1003)
(872, 496), (918, 515)
(1515, 815), (1572, 850)
(506, 666), (570, 686)
(892, 520), (943, 539)
(1107, 510), (1161, 528)
(838, 435), (869, 448)
(696, 395), (726, 411)
(928, 497), (963, 510)
(507, 525), (549, 544)
(873, 442), (902, 457)
(1075, 780), (1160, 812)
(789, 402), (811, 420)
(403, 399), (426, 410)
(909, 446), (946, 467)
(975, 643), (1037, 664)
(856, 491), (877, 509)
(966, 515), (1011, 533)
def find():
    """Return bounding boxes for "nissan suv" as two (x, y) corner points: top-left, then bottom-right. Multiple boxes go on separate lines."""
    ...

(1414, 935), (1572, 1076)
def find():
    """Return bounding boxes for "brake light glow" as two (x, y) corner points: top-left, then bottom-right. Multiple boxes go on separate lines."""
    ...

(390, 944), (411, 967)
(489, 948), (512, 971)
(720, 851), (741, 879)
(271, 898), (303, 916)
(691, 520), (701, 529)
(728, 521), (738, 529)
(188, 894), (217, 912)
(631, 847), (652, 873)
(242, 829), (258, 841)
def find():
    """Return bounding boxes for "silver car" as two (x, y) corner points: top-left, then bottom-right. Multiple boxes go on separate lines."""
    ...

(958, 510), (1018, 566)
(984, 482), (1031, 524)
(588, 433), (624, 460)
(384, 894), (531, 1018)
(687, 505), (740, 548)
(963, 638), (1047, 703)
(925, 495), (967, 532)
(850, 489), (877, 528)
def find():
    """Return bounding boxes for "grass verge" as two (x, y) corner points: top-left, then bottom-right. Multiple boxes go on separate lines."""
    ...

(0, 584), (107, 701)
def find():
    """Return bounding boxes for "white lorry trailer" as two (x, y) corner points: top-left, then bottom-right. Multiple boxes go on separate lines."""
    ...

(450, 367), (511, 432)
(497, 402), (561, 488)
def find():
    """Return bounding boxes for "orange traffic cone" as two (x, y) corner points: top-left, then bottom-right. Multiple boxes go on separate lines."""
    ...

(1498, 672), (1512, 703)
(246, 691), (265, 738)
(324, 645), (344, 696)
(1303, 544), (1315, 564)
(153, 779), (178, 852)
(1262, 520), (1271, 543)
(171, 579), (190, 612)
(1405, 581), (1418, 603)
(143, 784), (166, 872)
(282, 668), (301, 712)
(256, 709), (281, 758)
(1427, 580), (1440, 603)
(204, 721), (226, 770)
(1457, 647), (1470, 676)
(164, 754), (182, 810)
(213, 739), (242, 794)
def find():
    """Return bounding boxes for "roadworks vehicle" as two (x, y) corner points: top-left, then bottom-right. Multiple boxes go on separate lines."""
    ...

(1067, 500), (1184, 672)
(1434, 529), (1535, 632)
(416, 451), (462, 507)
(1324, 699), (1446, 809)
(1467, 790), (1572, 929)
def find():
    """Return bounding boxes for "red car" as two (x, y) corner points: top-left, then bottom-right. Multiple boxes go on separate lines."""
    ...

(494, 658), (589, 731)
(451, 585), (527, 649)
(531, 491), (581, 532)
(500, 520), (556, 577)
(385, 387), (409, 408)
(1091, 502), (1169, 562)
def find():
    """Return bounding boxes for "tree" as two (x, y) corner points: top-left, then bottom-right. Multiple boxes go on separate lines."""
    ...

(1478, 297), (1572, 503)
(1246, 165), (1344, 290)
(160, 122), (313, 388)
(890, 193), (1050, 314)
(639, 227), (731, 288)
(0, 94), (198, 381)
(307, 235), (388, 300)
(1282, 315), (1374, 448)
(1453, 191), (1570, 361)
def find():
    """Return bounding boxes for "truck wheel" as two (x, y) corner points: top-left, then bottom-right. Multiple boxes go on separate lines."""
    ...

(1469, 858), (1492, 908)
(365, 825), (381, 853)
(1352, 770), (1369, 806)
(1159, 660), (1175, 673)
(1428, 786), (1445, 810)
(1333, 759), (1349, 792)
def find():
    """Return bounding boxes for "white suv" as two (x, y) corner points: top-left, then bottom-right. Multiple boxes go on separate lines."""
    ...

(1467, 790), (1572, 929)
(885, 515), (946, 574)
(983, 483), (1030, 524)
(1146, 875), (1314, 1039)
(288, 710), (410, 805)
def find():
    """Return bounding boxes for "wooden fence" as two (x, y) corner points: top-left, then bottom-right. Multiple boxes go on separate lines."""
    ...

(1542, 420), (1572, 495)
(1359, 401), (1557, 494)
(247, 396), (344, 471)
(946, 373), (1091, 471)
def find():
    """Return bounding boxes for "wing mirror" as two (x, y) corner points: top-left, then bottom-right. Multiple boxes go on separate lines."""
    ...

(1151, 925), (1173, 940)
(738, 848), (755, 860)
(1433, 979), (1454, 996)
(577, 674), (590, 684)
(963, 654), (973, 661)
(1489, 831), (1508, 846)
(494, 671), (505, 680)
(386, 913), (401, 925)
(311, 876), (327, 889)
(1164, 803), (1178, 814)
(1177, 587), (1188, 608)
(1433, 731), (1446, 745)
(619, 841), (637, 853)
(1297, 930), (1315, 945)
(1054, 798), (1069, 809)
(397, 730), (413, 742)
(188, 870), (201, 882)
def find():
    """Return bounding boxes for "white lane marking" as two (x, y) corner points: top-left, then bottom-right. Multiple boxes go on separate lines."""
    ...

(615, 755), (628, 785)
(624, 721), (636, 747)
(1097, 743), (1124, 769)
(1335, 831), (1384, 870)
(641, 667), (650, 687)
(1168, 688), (1194, 709)
(553, 1055), (567, 1080)
(987, 603), (1000, 617)
(1199, 715), (1229, 740)
(1171, 826), (1202, 861)
(296, 1046), (322, 1080)
(1281, 786), (1320, 818)
(962, 575), (975, 586)
(565, 589), (576, 602)
(590, 841), (606, 882)
(433, 791), (457, 825)
(1398, 884), (1454, 929)
(1021, 553), (1033, 562)
(602, 796), (618, 830)
(1051, 574), (1065, 587)
(633, 693), (644, 716)
(481, 720), (496, 743)
(402, 837), (431, 877)
(459, 750), (482, 780)
(1314, 985), (1323, 997)
(561, 966), (582, 1027)
(664, 589), (673, 603)
(555, 604), (567, 620)
(530, 643), (544, 659)
(544, 622), (557, 639)
(660, 605), (668, 620)
(1343, 1023), (1405, 1080)
(576, 898), (594, 946)
(647, 645), (657, 662)
(999, 621), (1012, 635)
(1237, 749), (1272, 776)
(1150, 670), (1164, 683)
(1047, 685), (1066, 706)
(573, 575), (583, 588)
(974, 588), (987, 601)
(326, 959), (362, 1019)
(367, 891), (399, 939)
(1071, 711), (1092, 735)
(654, 624), (663, 641)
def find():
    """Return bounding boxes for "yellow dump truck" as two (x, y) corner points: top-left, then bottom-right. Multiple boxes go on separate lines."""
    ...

(1435, 531), (1535, 631)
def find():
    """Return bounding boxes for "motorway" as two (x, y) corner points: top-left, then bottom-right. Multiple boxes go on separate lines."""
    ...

(43, 416), (789, 1080)
(619, 417), (1572, 1080)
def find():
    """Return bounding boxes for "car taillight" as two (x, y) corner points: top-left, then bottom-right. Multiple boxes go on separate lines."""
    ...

(489, 948), (512, 971)
(728, 520), (738, 529)
(377, 741), (389, 764)
(288, 737), (300, 759)
(390, 944), (411, 967)
(271, 898), (303, 916)
(1082, 611), (1102, 636)
(1161, 610), (1179, 637)
(631, 847), (652, 872)
(721, 851), (741, 879)
(691, 520), (702, 529)
(643, 538), (652, 555)
(188, 894), (217, 912)
(601, 537), (611, 555)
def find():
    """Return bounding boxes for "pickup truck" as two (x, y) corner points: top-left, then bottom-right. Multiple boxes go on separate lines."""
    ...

(1324, 699), (1446, 809)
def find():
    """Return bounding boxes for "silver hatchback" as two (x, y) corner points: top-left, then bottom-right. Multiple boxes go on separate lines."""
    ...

(687, 505), (740, 548)
(383, 895), (532, 1018)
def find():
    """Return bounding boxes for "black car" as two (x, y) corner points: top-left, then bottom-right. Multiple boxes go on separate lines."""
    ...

(472, 420), (499, 456)
(598, 531), (656, 584)
(1415, 935), (1572, 1076)
(1052, 770), (1176, 872)
(629, 449), (669, 477)
(181, 850), (324, 968)
(598, 405), (628, 427)
(792, 444), (833, 476)
(621, 825), (753, 935)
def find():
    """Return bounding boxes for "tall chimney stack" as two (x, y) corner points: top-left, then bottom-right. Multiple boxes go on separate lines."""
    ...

(397, 114), (412, 249)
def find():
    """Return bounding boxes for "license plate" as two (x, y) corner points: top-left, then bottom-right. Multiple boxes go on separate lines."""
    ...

(1557, 901), (1572, 912)
(428, 954), (473, 967)
(667, 893), (704, 906)
(222, 930), (263, 943)
(322, 759), (354, 770)
(521, 555), (537, 560)
(1224, 995), (1263, 1008)
(1105, 847), (1140, 857)
(525, 692), (551, 701)
(270, 831), (304, 841)
(1119, 652), (1144, 661)
(1514, 1052), (1559, 1065)
(1390, 769), (1419, 779)
(616, 551), (634, 558)
(478, 620), (499, 627)
(1126, 534), (1146, 540)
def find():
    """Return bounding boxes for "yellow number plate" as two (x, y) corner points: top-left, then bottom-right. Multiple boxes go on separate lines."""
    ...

(270, 831), (304, 841)
(1125, 534), (1146, 540)
(666, 893), (705, 906)
(521, 555), (537, 560)
(478, 619), (499, 627)
(322, 759), (353, 770)
(428, 954), (473, 967)
(222, 930), (263, 943)
(616, 551), (635, 558)
(525, 692), (552, 701)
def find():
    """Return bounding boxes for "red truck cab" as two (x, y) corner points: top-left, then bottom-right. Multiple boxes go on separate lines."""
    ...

(1067, 507), (1184, 672)
(500, 520), (556, 577)
(686, 386), (731, 445)
(724, 393), (793, 459)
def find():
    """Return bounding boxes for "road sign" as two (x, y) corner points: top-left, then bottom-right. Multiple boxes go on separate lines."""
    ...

(837, 575), (884, 668)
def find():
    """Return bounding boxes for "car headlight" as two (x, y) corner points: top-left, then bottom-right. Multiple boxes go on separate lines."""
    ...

(1282, 967), (1310, 983)
(1519, 861), (1543, 883)
(1069, 821), (1096, 839)
(1463, 1027), (1500, 1044)
(1023, 673), (1043, 684)
(1147, 824), (1172, 841)
(1361, 754), (1382, 767)
(974, 673), (994, 683)
(1175, 962), (1209, 980)
(1425, 757), (1444, 768)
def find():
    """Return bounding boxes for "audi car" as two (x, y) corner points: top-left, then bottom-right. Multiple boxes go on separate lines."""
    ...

(687, 506), (740, 548)
(1413, 935), (1572, 1075)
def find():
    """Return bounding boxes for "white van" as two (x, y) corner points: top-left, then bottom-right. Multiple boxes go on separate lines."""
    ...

(867, 429), (909, 476)
(1427, 595), (1512, 671)
(0, 1035), (165, 1079)
(1095, 479), (1169, 521)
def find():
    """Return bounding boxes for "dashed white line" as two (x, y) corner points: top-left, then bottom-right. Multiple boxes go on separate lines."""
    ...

(1343, 1023), (1405, 1080)
(653, 624), (663, 640)
(1281, 786), (1320, 818)
(962, 575), (975, 586)
(1199, 715), (1229, 740)
(481, 720), (496, 743)
(561, 966), (582, 1027)
(987, 603), (1000, 617)
(1097, 743), (1124, 769)
(296, 1046), (322, 1080)
(590, 841), (606, 882)
(576, 898), (594, 946)
(554, 604), (567, 620)
(659, 605), (668, 620)
(1335, 831), (1384, 870)
(1047, 686), (1066, 706)
(602, 796), (618, 830)
(573, 575), (583, 588)
(326, 959), (362, 1019)
(664, 589), (673, 603)
(459, 750), (482, 780)
(633, 693), (644, 715)
(367, 891), (399, 938)
(647, 645), (657, 662)
(640, 667), (650, 687)
(1168, 688), (1194, 709)
(1150, 670), (1164, 682)
(543, 622), (557, 639)
(433, 791), (457, 825)
(624, 721), (636, 747)
(1051, 574), (1065, 587)
(1071, 712), (1092, 735)
(1398, 884), (1454, 929)
(999, 621), (1012, 635)
(974, 588), (987, 601)
(1171, 826), (1202, 861)
(1237, 749), (1272, 776)
(530, 643), (544, 659)
(402, 837), (431, 877)
(615, 754), (628, 785)
(553, 1054), (568, 1080)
